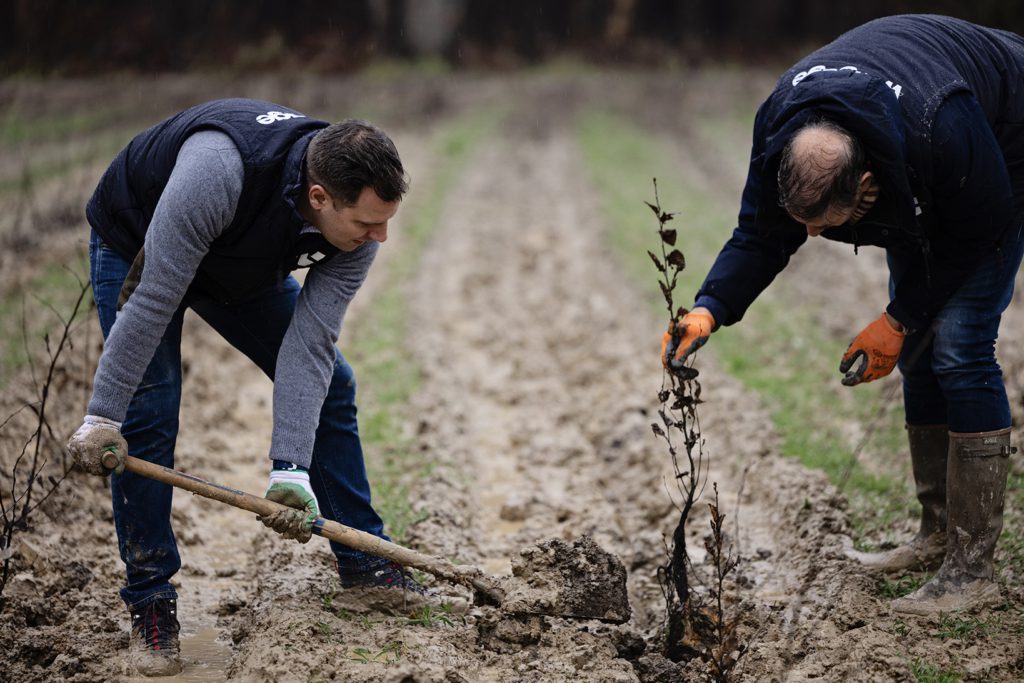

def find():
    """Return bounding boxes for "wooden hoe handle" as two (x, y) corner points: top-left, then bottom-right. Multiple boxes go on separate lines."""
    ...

(107, 454), (505, 603)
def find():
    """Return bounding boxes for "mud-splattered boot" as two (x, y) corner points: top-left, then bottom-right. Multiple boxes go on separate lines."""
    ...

(892, 428), (1015, 615)
(847, 424), (948, 572)
(338, 561), (440, 615)
(129, 598), (182, 676)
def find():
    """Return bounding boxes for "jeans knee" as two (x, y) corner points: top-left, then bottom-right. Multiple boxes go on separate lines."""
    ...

(930, 344), (1001, 396)
(325, 359), (356, 403)
(932, 306), (999, 364)
(317, 360), (360, 439)
(332, 356), (356, 388)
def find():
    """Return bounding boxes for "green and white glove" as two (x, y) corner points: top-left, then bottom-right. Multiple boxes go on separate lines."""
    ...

(66, 415), (127, 476)
(259, 461), (320, 543)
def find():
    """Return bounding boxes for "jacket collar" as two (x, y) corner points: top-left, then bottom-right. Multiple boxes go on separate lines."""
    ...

(281, 130), (320, 225)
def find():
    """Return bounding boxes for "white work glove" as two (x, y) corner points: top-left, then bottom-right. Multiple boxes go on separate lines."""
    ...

(66, 415), (127, 476)
(258, 463), (320, 543)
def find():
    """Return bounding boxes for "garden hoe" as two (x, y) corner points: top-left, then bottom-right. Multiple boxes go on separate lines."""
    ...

(105, 453), (630, 624)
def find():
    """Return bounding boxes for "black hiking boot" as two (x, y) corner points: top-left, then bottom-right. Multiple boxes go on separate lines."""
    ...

(339, 561), (430, 593)
(129, 598), (182, 676)
(338, 561), (444, 614)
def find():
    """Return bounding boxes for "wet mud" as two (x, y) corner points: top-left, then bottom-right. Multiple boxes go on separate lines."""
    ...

(1, 71), (1022, 682)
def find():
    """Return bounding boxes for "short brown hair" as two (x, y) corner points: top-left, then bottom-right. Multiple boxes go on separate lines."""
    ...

(306, 119), (409, 205)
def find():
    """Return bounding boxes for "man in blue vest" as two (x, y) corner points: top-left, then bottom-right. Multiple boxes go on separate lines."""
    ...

(65, 99), (420, 675)
(662, 16), (1023, 615)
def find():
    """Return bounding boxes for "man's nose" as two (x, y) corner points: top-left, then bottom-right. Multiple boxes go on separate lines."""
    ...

(369, 224), (389, 243)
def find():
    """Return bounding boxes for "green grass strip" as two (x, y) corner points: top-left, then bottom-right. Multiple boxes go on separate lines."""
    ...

(0, 256), (92, 384)
(0, 106), (121, 146)
(0, 132), (126, 195)
(576, 108), (910, 541)
(344, 109), (500, 543)
(909, 658), (962, 683)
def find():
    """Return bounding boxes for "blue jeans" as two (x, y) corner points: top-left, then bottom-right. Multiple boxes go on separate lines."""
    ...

(89, 230), (390, 610)
(889, 218), (1024, 433)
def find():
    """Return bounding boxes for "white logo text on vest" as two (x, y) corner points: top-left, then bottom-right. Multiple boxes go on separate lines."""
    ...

(257, 111), (306, 125)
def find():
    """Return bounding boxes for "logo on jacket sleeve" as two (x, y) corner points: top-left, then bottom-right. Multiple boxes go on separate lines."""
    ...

(296, 251), (329, 267)
(256, 111), (307, 125)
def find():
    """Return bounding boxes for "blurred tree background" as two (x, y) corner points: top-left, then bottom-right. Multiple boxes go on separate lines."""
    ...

(2, 0), (1021, 75)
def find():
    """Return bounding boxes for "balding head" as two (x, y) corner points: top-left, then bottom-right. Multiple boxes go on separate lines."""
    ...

(777, 120), (866, 222)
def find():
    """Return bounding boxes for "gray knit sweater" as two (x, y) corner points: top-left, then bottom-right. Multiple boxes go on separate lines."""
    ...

(87, 130), (377, 468)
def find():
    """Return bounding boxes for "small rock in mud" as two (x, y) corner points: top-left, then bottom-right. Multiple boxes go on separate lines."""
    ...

(15, 538), (48, 573)
(498, 494), (532, 522)
(633, 653), (694, 683)
(501, 535), (631, 623)
(605, 625), (647, 660)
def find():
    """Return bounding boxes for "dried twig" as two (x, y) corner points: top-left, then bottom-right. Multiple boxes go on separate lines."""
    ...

(704, 484), (740, 682)
(0, 278), (91, 610)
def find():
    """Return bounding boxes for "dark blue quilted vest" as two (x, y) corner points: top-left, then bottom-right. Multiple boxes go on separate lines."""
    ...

(87, 98), (337, 303)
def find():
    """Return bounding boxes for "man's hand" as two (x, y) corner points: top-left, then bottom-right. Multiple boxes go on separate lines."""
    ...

(259, 464), (320, 543)
(662, 309), (715, 369)
(839, 312), (906, 386)
(66, 415), (127, 476)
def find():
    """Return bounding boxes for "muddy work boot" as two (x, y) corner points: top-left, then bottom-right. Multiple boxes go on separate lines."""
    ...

(893, 428), (1015, 616)
(339, 561), (438, 614)
(848, 424), (948, 572)
(129, 598), (182, 676)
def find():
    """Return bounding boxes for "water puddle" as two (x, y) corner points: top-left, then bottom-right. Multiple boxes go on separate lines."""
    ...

(119, 456), (266, 681)
(476, 477), (525, 576)
(123, 627), (231, 682)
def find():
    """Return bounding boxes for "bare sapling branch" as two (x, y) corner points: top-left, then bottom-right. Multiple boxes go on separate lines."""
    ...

(646, 180), (742, 680)
(704, 484), (741, 682)
(0, 278), (92, 610)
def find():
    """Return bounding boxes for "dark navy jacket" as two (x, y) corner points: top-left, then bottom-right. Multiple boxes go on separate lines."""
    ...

(695, 15), (1024, 330)
(87, 99), (338, 303)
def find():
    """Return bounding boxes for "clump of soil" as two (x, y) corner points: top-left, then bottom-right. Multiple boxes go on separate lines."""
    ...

(501, 535), (631, 624)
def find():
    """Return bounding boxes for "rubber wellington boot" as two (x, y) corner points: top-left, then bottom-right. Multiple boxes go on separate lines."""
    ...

(847, 425), (947, 571)
(892, 428), (1015, 616)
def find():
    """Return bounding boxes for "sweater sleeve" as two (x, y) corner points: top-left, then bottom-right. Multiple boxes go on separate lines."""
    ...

(87, 131), (242, 420)
(694, 106), (808, 327)
(267, 241), (379, 468)
(887, 92), (1015, 329)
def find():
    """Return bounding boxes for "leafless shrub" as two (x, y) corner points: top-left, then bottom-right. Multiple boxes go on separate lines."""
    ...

(646, 181), (741, 680)
(0, 277), (91, 611)
(703, 484), (741, 681)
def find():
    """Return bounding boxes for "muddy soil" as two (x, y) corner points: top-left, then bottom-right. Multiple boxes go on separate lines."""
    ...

(1, 70), (1022, 682)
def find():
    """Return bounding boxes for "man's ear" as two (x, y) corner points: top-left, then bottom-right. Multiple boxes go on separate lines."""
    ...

(308, 184), (330, 210)
(859, 171), (874, 190)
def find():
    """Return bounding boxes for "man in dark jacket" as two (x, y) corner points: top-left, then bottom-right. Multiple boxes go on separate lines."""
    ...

(65, 99), (421, 675)
(662, 15), (1023, 615)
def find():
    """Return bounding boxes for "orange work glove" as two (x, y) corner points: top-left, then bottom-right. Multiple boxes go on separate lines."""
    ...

(661, 310), (715, 369)
(839, 312), (906, 386)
